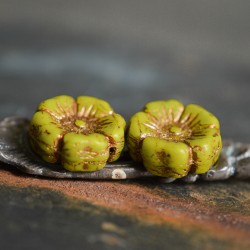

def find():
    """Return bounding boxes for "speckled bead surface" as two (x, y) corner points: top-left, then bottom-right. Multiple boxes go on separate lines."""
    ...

(127, 100), (222, 178)
(29, 95), (126, 172)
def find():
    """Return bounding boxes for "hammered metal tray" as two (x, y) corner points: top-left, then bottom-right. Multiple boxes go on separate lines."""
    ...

(0, 117), (249, 182)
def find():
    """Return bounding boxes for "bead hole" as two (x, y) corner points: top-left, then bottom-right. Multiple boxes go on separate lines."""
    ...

(109, 147), (116, 156)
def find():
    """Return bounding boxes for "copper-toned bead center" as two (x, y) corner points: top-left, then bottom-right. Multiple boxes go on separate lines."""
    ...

(57, 115), (99, 135)
(158, 124), (192, 142)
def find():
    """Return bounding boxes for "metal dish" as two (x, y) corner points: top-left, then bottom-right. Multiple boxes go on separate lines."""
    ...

(0, 116), (249, 182)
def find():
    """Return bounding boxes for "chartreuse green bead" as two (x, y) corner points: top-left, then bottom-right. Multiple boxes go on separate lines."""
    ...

(127, 99), (222, 178)
(29, 95), (126, 172)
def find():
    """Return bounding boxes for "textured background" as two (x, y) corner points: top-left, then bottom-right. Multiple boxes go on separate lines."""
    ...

(0, 1), (250, 249)
(1, 0), (250, 141)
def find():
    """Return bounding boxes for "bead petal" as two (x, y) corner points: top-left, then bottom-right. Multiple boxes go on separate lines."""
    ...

(144, 100), (184, 123)
(29, 111), (65, 163)
(180, 104), (220, 130)
(141, 137), (191, 178)
(186, 129), (222, 174)
(37, 95), (76, 121)
(95, 114), (126, 162)
(127, 112), (159, 161)
(61, 132), (109, 172)
(77, 96), (113, 118)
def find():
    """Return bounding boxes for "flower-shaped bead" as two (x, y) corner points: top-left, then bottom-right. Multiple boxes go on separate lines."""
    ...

(127, 100), (222, 178)
(29, 95), (126, 172)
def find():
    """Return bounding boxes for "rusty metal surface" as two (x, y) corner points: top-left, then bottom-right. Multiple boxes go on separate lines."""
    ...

(0, 1), (250, 249)
(0, 166), (250, 250)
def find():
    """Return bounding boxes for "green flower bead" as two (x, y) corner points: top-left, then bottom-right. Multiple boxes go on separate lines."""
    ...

(127, 99), (222, 178)
(29, 95), (126, 172)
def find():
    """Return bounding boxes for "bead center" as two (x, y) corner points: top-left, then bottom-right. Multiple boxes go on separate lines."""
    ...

(75, 119), (86, 128)
(169, 126), (182, 134)
(159, 124), (192, 142)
